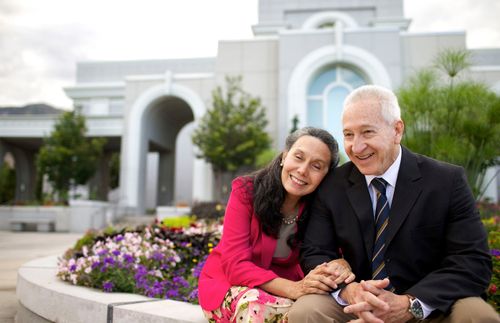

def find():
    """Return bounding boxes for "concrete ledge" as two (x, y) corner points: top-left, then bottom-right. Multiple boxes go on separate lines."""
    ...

(17, 256), (206, 323)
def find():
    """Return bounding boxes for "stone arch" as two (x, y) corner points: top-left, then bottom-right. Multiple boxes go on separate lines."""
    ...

(119, 77), (208, 214)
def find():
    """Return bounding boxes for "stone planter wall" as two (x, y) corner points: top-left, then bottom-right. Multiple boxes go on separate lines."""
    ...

(0, 201), (120, 233)
(0, 206), (68, 232)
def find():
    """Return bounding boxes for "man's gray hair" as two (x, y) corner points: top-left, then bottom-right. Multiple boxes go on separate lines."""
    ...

(342, 85), (401, 124)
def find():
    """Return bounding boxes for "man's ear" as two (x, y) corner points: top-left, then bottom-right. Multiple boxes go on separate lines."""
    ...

(394, 120), (405, 144)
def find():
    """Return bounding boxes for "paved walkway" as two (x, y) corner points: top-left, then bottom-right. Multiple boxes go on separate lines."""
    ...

(0, 231), (81, 323)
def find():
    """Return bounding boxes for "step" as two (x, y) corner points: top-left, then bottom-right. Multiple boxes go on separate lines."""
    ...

(17, 256), (206, 323)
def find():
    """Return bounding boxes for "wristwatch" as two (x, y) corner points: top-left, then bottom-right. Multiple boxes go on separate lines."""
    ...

(406, 294), (424, 320)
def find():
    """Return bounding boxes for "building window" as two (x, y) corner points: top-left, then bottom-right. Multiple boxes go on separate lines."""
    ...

(302, 11), (358, 30)
(318, 21), (336, 29)
(307, 65), (367, 154)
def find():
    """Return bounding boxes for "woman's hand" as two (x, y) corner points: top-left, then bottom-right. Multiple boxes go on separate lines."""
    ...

(326, 258), (356, 288)
(291, 260), (355, 299)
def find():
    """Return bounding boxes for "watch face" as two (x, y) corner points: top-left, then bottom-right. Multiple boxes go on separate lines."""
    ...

(410, 299), (424, 319)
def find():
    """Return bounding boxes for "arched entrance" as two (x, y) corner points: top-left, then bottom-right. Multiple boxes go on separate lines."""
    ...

(119, 77), (211, 215)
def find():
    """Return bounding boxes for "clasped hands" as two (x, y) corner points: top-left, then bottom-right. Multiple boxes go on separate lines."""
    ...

(341, 278), (414, 323)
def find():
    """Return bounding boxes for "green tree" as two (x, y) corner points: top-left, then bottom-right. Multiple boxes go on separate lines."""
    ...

(192, 76), (271, 200)
(398, 49), (500, 199)
(0, 163), (16, 204)
(37, 111), (106, 203)
(109, 152), (120, 190)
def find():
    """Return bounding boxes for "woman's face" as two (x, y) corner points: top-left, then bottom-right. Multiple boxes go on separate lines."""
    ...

(280, 135), (332, 201)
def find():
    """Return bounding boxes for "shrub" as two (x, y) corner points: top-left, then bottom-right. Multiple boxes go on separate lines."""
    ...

(161, 215), (194, 228)
(191, 201), (226, 221)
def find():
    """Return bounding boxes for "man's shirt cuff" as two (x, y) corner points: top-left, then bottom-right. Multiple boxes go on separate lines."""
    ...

(331, 289), (348, 306)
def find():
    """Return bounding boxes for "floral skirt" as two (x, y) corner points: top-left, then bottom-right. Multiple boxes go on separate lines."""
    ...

(203, 286), (294, 323)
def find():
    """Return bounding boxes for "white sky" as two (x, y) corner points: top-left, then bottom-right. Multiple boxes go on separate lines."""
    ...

(1, 0), (499, 109)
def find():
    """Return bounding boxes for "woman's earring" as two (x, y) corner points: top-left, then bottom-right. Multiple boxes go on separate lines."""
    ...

(280, 161), (283, 167)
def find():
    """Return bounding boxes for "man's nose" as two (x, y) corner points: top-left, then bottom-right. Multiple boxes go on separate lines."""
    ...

(351, 136), (366, 153)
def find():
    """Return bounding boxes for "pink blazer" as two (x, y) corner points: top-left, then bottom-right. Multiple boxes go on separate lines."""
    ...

(198, 177), (305, 311)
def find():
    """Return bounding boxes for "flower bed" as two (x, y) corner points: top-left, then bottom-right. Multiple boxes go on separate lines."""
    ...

(57, 202), (499, 312)
(57, 218), (221, 303)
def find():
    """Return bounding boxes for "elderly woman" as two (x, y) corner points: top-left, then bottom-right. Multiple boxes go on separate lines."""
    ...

(198, 127), (354, 322)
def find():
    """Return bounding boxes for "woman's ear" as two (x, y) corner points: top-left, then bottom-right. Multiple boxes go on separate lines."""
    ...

(280, 151), (288, 166)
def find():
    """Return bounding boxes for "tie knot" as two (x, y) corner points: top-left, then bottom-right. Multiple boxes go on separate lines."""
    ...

(372, 177), (388, 195)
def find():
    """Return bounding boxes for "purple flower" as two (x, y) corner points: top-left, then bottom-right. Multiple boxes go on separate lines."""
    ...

(173, 276), (189, 288)
(112, 250), (121, 256)
(69, 264), (77, 272)
(91, 261), (101, 270)
(166, 288), (180, 299)
(97, 249), (108, 256)
(103, 281), (114, 292)
(188, 288), (198, 300)
(136, 265), (147, 275)
(192, 258), (206, 278)
(104, 257), (115, 266)
(151, 251), (164, 261)
(123, 254), (134, 264)
(491, 249), (500, 257)
(134, 265), (148, 286)
(114, 235), (124, 242)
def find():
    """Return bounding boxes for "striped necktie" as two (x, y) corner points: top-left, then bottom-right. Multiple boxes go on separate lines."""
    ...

(371, 178), (392, 287)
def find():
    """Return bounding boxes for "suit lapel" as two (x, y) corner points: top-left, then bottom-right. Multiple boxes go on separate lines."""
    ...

(346, 167), (376, 261)
(386, 147), (423, 246)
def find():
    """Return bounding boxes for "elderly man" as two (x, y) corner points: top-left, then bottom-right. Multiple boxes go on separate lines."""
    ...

(289, 85), (498, 322)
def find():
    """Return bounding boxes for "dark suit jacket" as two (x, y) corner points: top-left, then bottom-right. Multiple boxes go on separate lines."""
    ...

(301, 146), (492, 313)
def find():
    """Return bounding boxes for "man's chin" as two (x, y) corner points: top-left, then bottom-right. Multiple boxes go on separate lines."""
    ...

(355, 165), (378, 176)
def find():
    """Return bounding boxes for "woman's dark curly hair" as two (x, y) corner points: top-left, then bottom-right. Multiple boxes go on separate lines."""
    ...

(244, 127), (339, 247)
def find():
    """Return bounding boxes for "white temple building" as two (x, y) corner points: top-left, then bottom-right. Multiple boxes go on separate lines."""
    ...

(1, 0), (499, 214)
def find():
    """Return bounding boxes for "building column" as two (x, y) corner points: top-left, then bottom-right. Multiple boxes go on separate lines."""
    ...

(11, 147), (36, 201)
(157, 151), (175, 206)
(88, 152), (111, 201)
(192, 158), (213, 203)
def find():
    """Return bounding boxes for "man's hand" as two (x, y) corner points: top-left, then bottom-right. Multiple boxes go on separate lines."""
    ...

(344, 279), (413, 323)
(340, 279), (390, 323)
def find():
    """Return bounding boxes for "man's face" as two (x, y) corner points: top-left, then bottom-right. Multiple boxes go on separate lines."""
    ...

(342, 99), (404, 175)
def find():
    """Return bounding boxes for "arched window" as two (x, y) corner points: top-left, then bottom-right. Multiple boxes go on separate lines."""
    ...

(302, 11), (358, 30)
(307, 65), (367, 155)
(318, 21), (336, 29)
